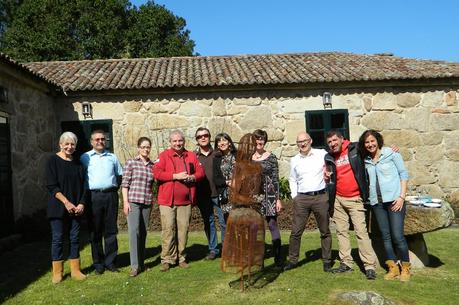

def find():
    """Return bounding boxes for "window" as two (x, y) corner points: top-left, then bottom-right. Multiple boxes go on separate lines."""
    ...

(305, 109), (349, 148)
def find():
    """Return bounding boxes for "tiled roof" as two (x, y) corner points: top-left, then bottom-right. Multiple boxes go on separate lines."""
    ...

(24, 52), (459, 92)
(0, 52), (60, 88)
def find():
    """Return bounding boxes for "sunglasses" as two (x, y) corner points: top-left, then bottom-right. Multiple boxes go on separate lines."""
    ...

(195, 134), (210, 140)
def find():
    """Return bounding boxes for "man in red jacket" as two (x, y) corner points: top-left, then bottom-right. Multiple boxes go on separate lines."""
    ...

(153, 130), (205, 272)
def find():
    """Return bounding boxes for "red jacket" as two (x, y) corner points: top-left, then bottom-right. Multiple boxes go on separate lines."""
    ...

(153, 148), (205, 206)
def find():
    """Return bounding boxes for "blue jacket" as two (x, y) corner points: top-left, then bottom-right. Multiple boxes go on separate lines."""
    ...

(364, 147), (409, 205)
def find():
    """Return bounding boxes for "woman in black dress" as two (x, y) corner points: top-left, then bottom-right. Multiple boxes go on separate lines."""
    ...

(213, 133), (237, 221)
(46, 132), (86, 283)
(252, 129), (283, 267)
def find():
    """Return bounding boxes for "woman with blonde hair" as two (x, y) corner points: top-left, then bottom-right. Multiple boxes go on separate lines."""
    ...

(46, 131), (86, 284)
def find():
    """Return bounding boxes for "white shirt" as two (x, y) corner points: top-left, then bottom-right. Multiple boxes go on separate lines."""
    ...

(289, 148), (327, 198)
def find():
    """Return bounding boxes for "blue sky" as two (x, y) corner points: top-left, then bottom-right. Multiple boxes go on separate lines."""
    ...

(131, 0), (459, 62)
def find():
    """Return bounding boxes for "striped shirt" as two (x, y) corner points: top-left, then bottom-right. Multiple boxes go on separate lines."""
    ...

(121, 156), (154, 205)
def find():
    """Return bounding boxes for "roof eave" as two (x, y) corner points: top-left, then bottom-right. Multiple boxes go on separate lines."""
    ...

(58, 77), (459, 98)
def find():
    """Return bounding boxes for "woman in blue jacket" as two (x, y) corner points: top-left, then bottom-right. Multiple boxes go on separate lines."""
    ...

(358, 130), (411, 282)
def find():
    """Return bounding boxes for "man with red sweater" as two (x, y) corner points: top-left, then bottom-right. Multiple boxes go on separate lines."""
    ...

(324, 130), (377, 280)
(153, 130), (205, 272)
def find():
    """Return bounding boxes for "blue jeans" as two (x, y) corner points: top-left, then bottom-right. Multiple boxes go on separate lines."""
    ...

(50, 216), (81, 261)
(372, 202), (409, 262)
(198, 197), (226, 254)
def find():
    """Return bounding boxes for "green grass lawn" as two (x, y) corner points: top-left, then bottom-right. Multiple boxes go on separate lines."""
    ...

(1, 229), (458, 305)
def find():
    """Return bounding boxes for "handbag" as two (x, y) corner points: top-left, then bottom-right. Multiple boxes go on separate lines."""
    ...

(218, 188), (229, 206)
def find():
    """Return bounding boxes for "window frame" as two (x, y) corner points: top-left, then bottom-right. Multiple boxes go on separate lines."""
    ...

(305, 109), (349, 149)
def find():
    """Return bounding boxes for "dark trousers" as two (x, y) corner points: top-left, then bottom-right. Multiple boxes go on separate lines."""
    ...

(288, 193), (331, 264)
(50, 216), (81, 261)
(88, 190), (119, 269)
(372, 202), (409, 262)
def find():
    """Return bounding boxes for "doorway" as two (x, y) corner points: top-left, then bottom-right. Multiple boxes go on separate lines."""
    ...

(0, 115), (14, 238)
(61, 119), (113, 160)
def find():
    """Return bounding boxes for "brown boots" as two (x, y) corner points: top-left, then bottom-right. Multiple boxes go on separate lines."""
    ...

(384, 260), (411, 282)
(69, 258), (87, 281)
(384, 260), (400, 280)
(52, 260), (64, 284)
(400, 262), (411, 282)
(51, 259), (86, 283)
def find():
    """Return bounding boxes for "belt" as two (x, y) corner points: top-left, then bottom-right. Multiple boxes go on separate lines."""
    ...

(91, 187), (118, 193)
(298, 189), (326, 196)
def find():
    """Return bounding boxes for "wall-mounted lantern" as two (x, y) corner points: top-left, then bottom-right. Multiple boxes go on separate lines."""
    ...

(0, 86), (8, 104)
(82, 101), (92, 118)
(322, 92), (332, 109)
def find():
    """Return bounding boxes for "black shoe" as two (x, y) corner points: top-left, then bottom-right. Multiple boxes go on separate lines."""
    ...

(365, 269), (376, 280)
(272, 239), (283, 268)
(274, 260), (284, 269)
(283, 262), (298, 271)
(204, 252), (217, 260)
(106, 265), (120, 273)
(323, 262), (332, 272)
(95, 267), (105, 275)
(331, 263), (353, 273)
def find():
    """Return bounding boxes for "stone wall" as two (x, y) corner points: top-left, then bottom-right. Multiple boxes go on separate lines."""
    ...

(0, 64), (58, 220)
(59, 85), (459, 199)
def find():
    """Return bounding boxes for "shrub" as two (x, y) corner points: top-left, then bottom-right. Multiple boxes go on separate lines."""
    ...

(279, 176), (291, 200)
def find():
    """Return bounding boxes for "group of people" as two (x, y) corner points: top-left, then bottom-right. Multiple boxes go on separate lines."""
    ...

(46, 130), (124, 283)
(284, 129), (410, 282)
(45, 126), (411, 284)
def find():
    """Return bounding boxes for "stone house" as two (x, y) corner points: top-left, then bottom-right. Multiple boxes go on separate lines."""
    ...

(0, 53), (61, 237)
(1, 51), (458, 236)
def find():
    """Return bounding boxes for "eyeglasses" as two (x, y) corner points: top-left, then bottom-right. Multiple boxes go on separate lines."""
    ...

(296, 139), (311, 145)
(195, 134), (210, 140)
(93, 138), (106, 142)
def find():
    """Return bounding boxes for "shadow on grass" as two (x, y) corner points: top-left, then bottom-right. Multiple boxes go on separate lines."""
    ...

(0, 239), (50, 302)
(227, 246), (330, 291)
(427, 254), (444, 268)
(0, 227), (92, 302)
(113, 245), (162, 271)
(228, 264), (283, 290)
(283, 248), (338, 269)
(186, 243), (211, 262)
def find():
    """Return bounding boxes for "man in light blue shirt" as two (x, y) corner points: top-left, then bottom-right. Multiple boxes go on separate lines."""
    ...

(80, 130), (123, 274)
